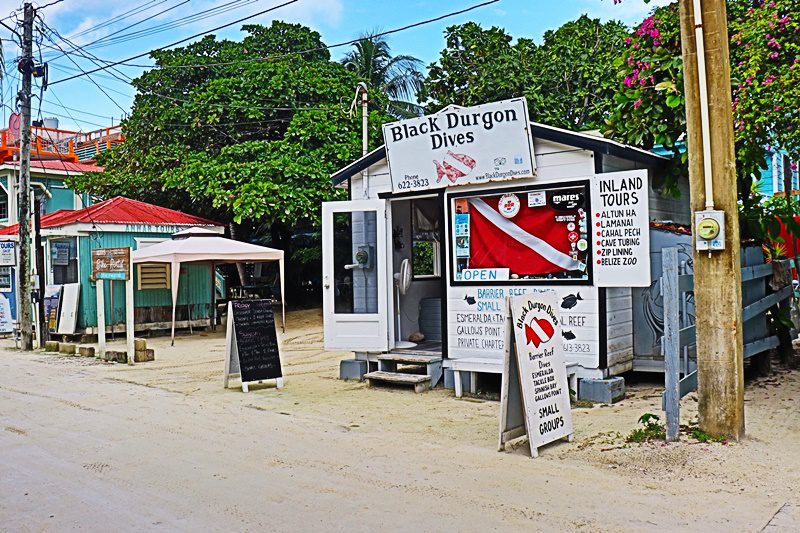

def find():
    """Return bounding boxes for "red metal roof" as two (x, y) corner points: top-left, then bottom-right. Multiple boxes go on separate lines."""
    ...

(0, 196), (221, 235)
(4, 160), (104, 173)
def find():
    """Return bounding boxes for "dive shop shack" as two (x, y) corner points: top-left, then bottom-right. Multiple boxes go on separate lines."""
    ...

(323, 98), (689, 391)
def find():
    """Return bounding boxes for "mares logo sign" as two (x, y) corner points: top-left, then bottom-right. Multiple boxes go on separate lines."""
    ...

(383, 98), (536, 194)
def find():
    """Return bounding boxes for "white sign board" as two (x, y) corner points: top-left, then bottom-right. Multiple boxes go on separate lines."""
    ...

(382, 98), (536, 193)
(448, 285), (601, 370)
(501, 291), (573, 457)
(0, 241), (15, 266)
(0, 294), (11, 333)
(590, 170), (651, 287)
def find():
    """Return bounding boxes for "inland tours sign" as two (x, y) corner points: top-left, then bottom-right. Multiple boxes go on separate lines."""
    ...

(91, 247), (131, 281)
(590, 169), (651, 287)
(382, 98), (536, 193)
(500, 291), (573, 457)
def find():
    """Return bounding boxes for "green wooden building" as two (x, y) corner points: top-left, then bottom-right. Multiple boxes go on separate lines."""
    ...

(0, 196), (224, 333)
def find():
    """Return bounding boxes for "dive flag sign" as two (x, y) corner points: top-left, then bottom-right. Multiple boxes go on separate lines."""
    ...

(499, 290), (573, 457)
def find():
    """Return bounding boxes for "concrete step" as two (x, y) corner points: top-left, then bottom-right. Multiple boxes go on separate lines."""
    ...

(378, 353), (442, 365)
(364, 371), (431, 393)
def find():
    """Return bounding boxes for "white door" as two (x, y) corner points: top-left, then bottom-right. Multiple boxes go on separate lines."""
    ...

(322, 199), (389, 351)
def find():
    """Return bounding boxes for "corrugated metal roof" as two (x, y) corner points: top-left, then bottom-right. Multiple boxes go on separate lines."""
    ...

(4, 160), (104, 173)
(0, 196), (222, 235)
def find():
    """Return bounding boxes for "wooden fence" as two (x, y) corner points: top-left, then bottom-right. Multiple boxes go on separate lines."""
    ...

(661, 247), (794, 441)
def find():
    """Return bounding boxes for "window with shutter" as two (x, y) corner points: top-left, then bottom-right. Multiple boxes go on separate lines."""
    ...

(137, 263), (171, 290)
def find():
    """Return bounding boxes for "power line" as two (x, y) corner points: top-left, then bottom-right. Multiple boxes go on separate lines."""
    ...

(54, 0), (499, 73)
(50, 0), (300, 85)
(79, 0), (259, 52)
(39, 24), (129, 114)
(67, 0), (163, 41)
(35, 0), (65, 10)
(42, 0), (193, 63)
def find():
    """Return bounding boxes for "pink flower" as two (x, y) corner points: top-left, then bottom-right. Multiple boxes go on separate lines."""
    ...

(634, 99), (642, 108)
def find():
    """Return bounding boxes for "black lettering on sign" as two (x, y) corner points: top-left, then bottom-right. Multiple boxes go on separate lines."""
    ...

(231, 299), (282, 382)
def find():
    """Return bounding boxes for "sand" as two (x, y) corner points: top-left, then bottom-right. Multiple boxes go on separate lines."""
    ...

(1, 308), (798, 531)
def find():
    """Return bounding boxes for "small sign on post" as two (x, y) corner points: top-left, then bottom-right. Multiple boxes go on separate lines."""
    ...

(499, 290), (574, 457)
(92, 247), (131, 281)
(0, 241), (16, 266)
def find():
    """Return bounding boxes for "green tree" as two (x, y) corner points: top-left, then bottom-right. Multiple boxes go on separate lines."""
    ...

(604, 1), (800, 240)
(419, 16), (629, 130)
(341, 33), (424, 118)
(68, 22), (391, 229)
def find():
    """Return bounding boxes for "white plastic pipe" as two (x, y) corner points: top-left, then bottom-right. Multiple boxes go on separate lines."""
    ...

(693, 0), (715, 210)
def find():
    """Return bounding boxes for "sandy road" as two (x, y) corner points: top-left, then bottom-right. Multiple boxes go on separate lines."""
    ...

(1, 309), (798, 532)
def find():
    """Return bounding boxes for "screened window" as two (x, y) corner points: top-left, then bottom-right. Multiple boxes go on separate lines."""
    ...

(450, 183), (591, 283)
(411, 199), (440, 278)
(50, 237), (78, 284)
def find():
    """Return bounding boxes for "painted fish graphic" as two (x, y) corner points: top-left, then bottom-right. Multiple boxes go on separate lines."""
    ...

(464, 295), (477, 305)
(447, 150), (476, 169)
(433, 160), (465, 183)
(561, 292), (582, 310)
(525, 317), (555, 347)
(562, 330), (577, 340)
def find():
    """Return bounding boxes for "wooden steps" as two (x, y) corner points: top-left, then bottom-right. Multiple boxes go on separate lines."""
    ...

(364, 371), (431, 393)
(378, 353), (441, 365)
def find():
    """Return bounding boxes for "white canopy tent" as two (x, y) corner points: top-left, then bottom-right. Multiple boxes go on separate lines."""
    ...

(131, 228), (285, 344)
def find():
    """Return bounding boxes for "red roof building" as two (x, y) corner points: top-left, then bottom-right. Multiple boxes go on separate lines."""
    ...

(0, 196), (221, 235)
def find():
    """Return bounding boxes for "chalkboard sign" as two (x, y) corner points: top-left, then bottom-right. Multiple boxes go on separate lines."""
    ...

(224, 299), (283, 392)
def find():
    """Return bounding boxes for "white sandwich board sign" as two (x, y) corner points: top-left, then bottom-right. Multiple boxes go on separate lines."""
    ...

(499, 290), (573, 457)
(382, 98), (536, 194)
(590, 169), (651, 287)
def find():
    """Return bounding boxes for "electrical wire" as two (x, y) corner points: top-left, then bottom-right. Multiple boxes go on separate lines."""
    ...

(54, 0), (500, 72)
(42, 0), (193, 62)
(67, 0), (163, 41)
(50, 0), (299, 85)
(39, 26), (129, 114)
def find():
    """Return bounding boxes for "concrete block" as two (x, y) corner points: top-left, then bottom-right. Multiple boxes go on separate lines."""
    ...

(443, 368), (471, 392)
(578, 376), (625, 404)
(44, 341), (59, 352)
(105, 350), (126, 363)
(339, 359), (368, 381)
(134, 338), (147, 351)
(134, 349), (155, 363)
(78, 346), (95, 357)
(59, 343), (77, 355)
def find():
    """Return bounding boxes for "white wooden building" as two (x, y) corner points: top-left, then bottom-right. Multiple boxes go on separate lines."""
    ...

(323, 102), (688, 392)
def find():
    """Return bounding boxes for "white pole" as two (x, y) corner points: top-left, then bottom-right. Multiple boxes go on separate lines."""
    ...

(125, 254), (134, 365)
(692, 0), (715, 210)
(96, 279), (106, 358)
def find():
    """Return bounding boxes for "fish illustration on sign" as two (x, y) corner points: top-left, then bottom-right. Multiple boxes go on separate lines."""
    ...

(464, 295), (476, 305)
(562, 330), (576, 340)
(525, 316), (555, 348)
(561, 292), (582, 309)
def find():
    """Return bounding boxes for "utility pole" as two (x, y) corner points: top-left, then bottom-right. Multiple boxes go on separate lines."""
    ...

(679, 0), (744, 438)
(17, 3), (34, 350)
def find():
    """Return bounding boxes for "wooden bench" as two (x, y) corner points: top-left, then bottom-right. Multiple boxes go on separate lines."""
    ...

(448, 357), (579, 398)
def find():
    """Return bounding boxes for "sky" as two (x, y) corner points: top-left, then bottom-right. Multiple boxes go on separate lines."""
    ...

(0, 0), (671, 132)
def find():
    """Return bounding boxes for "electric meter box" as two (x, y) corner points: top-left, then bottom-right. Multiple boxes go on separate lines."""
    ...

(695, 209), (725, 251)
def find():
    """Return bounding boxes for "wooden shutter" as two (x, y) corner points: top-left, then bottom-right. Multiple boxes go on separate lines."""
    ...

(136, 263), (171, 290)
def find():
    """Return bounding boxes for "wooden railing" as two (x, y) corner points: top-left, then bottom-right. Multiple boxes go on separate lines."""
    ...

(661, 247), (794, 440)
